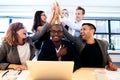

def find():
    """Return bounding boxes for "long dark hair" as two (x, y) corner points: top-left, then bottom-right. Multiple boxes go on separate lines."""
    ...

(32, 10), (44, 32)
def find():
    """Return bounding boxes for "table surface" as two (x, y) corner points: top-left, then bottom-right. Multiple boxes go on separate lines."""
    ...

(0, 68), (112, 80)
(72, 68), (109, 80)
(26, 68), (108, 80)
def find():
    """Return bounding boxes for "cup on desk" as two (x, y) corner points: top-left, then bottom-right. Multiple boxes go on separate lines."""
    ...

(94, 70), (108, 80)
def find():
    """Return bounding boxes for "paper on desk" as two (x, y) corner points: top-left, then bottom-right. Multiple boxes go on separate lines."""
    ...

(16, 70), (29, 80)
(0, 70), (29, 80)
(94, 69), (120, 80)
(106, 69), (120, 80)
(94, 69), (108, 80)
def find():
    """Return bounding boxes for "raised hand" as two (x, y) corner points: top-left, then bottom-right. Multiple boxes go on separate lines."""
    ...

(50, 1), (61, 25)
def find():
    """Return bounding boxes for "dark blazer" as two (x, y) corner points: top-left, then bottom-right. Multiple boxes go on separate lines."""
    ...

(62, 26), (112, 67)
(0, 39), (35, 70)
(38, 39), (81, 71)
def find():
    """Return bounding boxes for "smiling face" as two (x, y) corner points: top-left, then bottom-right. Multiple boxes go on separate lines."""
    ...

(50, 24), (63, 42)
(75, 6), (85, 22)
(40, 12), (47, 23)
(75, 10), (84, 22)
(16, 28), (28, 45)
(80, 25), (94, 41)
(16, 28), (27, 40)
(62, 9), (69, 18)
(4, 22), (28, 46)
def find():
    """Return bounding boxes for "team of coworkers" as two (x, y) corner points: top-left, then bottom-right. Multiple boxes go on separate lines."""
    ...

(0, 1), (118, 72)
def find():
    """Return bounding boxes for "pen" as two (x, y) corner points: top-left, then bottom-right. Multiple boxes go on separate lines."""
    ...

(17, 70), (22, 75)
(2, 70), (9, 77)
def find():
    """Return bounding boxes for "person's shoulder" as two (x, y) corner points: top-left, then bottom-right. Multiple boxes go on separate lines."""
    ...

(62, 39), (74, 46)
(43, 39), (53, 44)
(62, 39), (71, 43)
(96, 39), (108, 45)
(0, 41), (11, 49)
(40, 39), (53, 48)
(1, 41), (9, 45)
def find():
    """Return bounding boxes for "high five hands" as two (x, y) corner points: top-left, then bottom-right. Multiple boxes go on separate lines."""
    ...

(50, 1), (61, 25)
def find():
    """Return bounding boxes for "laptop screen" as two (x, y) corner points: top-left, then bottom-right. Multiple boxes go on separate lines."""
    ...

(26, 61), (74, 80)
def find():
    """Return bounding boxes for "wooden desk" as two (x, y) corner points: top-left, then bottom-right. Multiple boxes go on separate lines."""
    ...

(26, 68), (107, 80)
(0, 68), (110, 80)
(72, 68), (108, 80)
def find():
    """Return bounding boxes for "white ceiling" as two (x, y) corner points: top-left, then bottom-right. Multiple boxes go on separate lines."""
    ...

(0, 0), (120, 6)
(0, 0), (120, 18)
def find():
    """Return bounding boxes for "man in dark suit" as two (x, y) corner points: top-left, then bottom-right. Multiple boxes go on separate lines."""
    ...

(38, 24), (80, 71)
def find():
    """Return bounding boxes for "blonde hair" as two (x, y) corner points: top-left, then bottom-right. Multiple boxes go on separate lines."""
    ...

(3, 22), (24, 46)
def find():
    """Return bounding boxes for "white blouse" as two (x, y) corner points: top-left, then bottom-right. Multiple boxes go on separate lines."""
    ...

(17, 42), (30, 65)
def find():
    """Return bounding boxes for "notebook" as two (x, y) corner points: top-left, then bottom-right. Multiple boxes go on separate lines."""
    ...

(26, 61), (74, 80)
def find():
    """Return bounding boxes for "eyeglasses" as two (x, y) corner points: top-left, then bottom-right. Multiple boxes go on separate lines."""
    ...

(50, 30), (63, 34)
(2, 68), (22, 79)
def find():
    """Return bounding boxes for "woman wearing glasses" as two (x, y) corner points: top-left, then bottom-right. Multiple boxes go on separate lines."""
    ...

(32, 10), (50, 50)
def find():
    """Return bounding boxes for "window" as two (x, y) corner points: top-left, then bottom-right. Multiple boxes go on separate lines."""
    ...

(111, 21), (120, 33)
(111, 35), (120, 49)
(83, 19), (120, 50)
(96, 21), (108, 33)
(0, 18), (9, 32)
(110, 21), (120, 49)
(12, 18), (33, 33)
(0, 17), (120, 49)
(0, 18), (9, 45)
(83, 20), (108, 33)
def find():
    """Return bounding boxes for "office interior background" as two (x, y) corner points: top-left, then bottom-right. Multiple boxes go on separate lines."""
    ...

(0, 0), (120, 50)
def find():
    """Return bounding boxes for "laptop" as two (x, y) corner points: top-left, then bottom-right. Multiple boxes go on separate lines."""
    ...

(26, 61), (74, 80)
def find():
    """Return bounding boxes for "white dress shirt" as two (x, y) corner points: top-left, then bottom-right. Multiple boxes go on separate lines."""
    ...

(62, 17), (82, 37)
